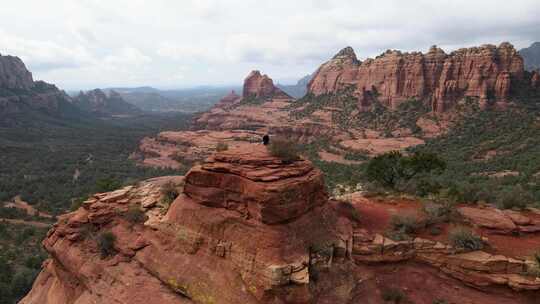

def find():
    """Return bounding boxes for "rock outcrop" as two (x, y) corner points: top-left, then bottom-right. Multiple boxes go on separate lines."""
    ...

(458, 206), (540, 234)
(0, 54), (80, 121)
(352, 230), (540, 291)
(243, 70), (291, 100)
(214, 90), (241, 108)
(72, 89), (142, 116)
(0, 54), (34, 90)
(308, 43), (525, 112)
(22, 146), (355, 303)
(531, 71), (540, 88)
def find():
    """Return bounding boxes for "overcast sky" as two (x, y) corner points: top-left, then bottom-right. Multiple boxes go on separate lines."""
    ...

(1, 0), (539, 90)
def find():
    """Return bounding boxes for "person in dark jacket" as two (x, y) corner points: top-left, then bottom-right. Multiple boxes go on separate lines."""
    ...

(262, 134), (270, 145)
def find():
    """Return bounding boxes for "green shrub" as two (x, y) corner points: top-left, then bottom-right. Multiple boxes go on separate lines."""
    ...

(390, 213), (421, 235)
(449, 228), (484, 251)
(381, 287), (405, 303)
(124, 204), (147, 224)
(366, 151), (446, 190)
(161, 182), (179, 206)
(97, 232), (116, 258)
(423, 200), (455, 225)
(215, 142), (229, 152)
(268, 138), (301, 163)
(95, 178), (121, 193)
(496, 185), (533, 210)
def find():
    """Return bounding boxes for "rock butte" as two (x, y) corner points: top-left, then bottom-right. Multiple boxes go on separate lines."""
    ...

(243, 70), (291, 100)
(21, 147), (540, 303)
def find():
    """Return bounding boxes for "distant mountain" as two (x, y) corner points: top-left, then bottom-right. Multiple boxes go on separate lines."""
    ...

(519, 42), (540, 71)
(103, 86), (241, 113)
(0, 53), (86, 127)
(72, 89), (142, 116)
(277, 73), (313, 98)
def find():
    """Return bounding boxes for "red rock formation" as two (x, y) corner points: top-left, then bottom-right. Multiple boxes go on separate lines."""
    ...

(308, 43), (525, 112)
(531, 71), (540, 88)
(215, 90), (241, 108)
(21, 147), (354, 303)
(243, 70), (291, 99)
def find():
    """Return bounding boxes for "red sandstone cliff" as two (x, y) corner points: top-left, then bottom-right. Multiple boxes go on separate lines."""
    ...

(308, 43), (525, 112)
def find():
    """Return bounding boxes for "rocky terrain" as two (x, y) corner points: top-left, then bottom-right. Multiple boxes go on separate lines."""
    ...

(72, 89), (142, 116)
(21, 146), (540, 303)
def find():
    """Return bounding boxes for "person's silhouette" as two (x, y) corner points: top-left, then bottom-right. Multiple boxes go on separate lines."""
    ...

(262, 134), (270, 145)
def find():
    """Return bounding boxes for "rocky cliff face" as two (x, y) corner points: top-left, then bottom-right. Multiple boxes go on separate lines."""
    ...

(21, 146), (356, 303)
(519, 42), (540, 71)
(0, 54), (34, 90)
(73, 89), (142, 116)
(0, 54), (79, 121)
(308, 43), (525, 112)
(243, 70), (291, 100)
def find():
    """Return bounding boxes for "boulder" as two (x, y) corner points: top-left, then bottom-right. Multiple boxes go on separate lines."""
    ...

(457, 206), (517, 233)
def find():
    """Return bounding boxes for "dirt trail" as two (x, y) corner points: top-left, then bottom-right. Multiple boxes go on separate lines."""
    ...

(0, 218), (52, 228)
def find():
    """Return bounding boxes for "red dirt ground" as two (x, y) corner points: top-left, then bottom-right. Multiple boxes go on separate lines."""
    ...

(351, 194), (540, 259)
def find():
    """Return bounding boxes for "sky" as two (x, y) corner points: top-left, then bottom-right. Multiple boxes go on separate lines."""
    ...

(0, 0), (539, 90)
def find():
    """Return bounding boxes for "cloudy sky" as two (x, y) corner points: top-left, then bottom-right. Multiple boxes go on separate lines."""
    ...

(1, 0), (539, 90)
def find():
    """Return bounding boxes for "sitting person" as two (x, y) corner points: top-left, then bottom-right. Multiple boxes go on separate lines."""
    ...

(262, 134), (270, 145)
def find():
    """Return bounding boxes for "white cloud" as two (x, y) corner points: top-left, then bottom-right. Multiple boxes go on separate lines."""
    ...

(0, 0), (538, 89)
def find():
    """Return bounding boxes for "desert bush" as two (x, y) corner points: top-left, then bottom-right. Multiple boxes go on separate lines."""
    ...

(496, 185), (533, 210)
(268, 138), (301, 163)
(390, 213), (421, 235)
(215, 142), (229, 152)
(124, 204), (147, 224)
(449, 228), (484, 251)
(366, 151), (446, 190)
(423, 200), (455, 225)
(97, 232), (116, 258)
(381, 287), (405, 303)
(161, 182), (180, 206)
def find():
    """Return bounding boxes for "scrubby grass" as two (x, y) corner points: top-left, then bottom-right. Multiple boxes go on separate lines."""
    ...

(124, 204), (147, 224)
(161, 182), (180, 207)
(268, 138), (301, 163)
(97, 231), (117, 258)
(381, 287), (406, 303)
(449, 228), (484, 251)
